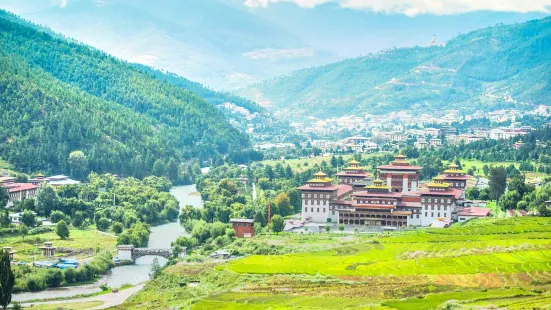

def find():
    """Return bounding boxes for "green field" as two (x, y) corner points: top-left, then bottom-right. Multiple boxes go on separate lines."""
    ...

(1, 228), (117, 262)
(118, 217), (551, 309)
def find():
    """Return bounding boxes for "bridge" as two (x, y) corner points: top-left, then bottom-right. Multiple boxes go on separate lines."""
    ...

(117, 245), (180, 263)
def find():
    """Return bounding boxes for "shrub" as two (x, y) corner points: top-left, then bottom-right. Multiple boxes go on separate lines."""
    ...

(43, 269), (63, 287)
(29, 226), (54, 235)
(55, 220), (70, 239)
(112, 222), (124, 234)
(96, 217), (110, 232)
(64, 267), (76, 284)
(25, 277), (45, 291)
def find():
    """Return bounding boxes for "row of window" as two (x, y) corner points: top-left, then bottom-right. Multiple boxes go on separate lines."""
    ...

(424, 212), (446, 218)
(422, 198), (452, 203)
(304, 207), (326, 213)
(303, 193), (331, 199)
(305, 200), (327, 206)
(423, 205), (449, 211)
(358, 199), (397, 205)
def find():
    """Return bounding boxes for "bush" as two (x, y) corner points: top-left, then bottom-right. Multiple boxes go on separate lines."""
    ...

(25, 277), (46, 291)
(29, 226), (54, 235)
(50, 211), (68, 224)
(43, 269), (63, 287)
(112, 222), (124, 234)
(96, 217), (110, 232)
(64, 267), (76, 284)
(55, 220), (70, 239)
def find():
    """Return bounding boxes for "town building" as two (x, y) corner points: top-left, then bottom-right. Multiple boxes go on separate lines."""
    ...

(45, 175), (80, 187)
(377, 154), (421, 193)
(229, 219), (254, 238)
(298, 156), (468, 227)
(297, 171), (353, 223)
(438, 163), (471, 189)
(335, 160), (371, 185)
(1, 182), (39, 208)
(457, 207), (491, 222)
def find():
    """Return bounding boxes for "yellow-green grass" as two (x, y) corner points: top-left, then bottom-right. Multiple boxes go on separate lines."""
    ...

(29, 300), (104, 309)
(382, 288), (533, 310)
(261, 153), (388, 173)
(1, 228), (117, 261)
(193, 292), (389, 310)
(228, 218), (551, 277)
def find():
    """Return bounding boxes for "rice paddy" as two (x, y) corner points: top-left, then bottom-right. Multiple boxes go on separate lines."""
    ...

(121, 217), (551, 309)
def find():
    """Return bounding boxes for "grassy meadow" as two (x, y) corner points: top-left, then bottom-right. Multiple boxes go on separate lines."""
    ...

(2, 228), (117, 262)
(119, 217), (551, 309)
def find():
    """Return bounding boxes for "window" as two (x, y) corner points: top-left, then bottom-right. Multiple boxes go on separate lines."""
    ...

(332, 211), (335, 215)
(416, 214), (419, 218)
(431, 212), (434, 217)
(311, 208), (313, 212)
(317, 208), (319, 212)
(323, 208), (326, 213)
(447, 199), (451, 203)
(425, 212), (428, 217)
(431, 206), (434, 210)
(438, 213), (440, 217)
(304, 207), (307, 212)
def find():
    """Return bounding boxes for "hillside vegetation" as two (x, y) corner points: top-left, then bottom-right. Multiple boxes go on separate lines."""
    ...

(241, 17), (551, 119)
(0, 10), (251, 177)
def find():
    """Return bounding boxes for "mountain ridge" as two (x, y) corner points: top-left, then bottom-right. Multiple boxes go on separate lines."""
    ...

(240, 16), (551, 120)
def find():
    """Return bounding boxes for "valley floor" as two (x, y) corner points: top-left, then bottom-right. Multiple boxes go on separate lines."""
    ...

(112, 217), (551, 309)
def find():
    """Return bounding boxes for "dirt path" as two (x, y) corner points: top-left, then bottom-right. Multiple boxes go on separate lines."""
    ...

(22, 283), (144, 309)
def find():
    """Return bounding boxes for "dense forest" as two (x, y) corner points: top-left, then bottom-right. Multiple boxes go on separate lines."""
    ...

(241, 16), (551, 119)
(0, 10), (252, 178)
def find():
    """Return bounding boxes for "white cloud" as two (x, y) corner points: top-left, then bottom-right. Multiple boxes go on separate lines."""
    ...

(59, 0), (68, 8)
(244, 0), (551, 16)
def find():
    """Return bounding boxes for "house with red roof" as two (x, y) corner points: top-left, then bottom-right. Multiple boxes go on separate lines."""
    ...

(457, 207), (491, 222)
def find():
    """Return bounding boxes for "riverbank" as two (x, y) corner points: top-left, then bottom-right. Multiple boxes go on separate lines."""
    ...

(12, 184), (203, 306)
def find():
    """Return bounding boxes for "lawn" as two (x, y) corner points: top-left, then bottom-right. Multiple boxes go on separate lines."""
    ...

(1, 228), (117, 262)
(30, 301), (104, 310)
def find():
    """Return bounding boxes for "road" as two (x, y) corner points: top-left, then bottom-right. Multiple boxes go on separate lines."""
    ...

(22, 283), (145, 309)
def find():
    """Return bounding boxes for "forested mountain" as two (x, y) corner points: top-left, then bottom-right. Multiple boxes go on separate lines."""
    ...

(0, 10), (251, 178)
(0, 0), (334, 89)
(241, 17), (551, 120)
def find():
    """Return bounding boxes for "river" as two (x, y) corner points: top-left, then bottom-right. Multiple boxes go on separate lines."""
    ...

(14, 184), (202, 302)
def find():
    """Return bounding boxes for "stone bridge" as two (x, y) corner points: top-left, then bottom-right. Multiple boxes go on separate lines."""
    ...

(117, 245), (173, 262)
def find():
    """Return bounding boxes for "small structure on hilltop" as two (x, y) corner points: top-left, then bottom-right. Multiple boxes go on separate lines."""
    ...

(229, 218), (254, 238)
(40, 242), (56, 257)
(457, 207), (491, 222)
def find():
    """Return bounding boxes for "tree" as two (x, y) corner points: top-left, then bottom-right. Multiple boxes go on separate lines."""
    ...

(325, 225), (331, 232)
(0, 211), (9, 228)
(36, 183), (60, 216)
(55, 220), (70, 240)
(149, 257), (162, 279)
(274, 193), (292, 217)
(68, 151), (89, 180)
(0, 188), (8, 210)
(338, 224), (345, 232)
(20, 210), (36, 228)
(270, 215), (284, 234)
(18, 225), (28, 240)
(489, 166), (507, 203)
(497, 190), (521, 210)
(330, 156), (337, 168)
(466, 187), (480, 200)
(152, 159), (166, 177)
(0, 249), (14, 310)
(111, 222), (124, 234)
(483, 164), (490, 176)
(49, 211), (67, 224)
(96, 218), (110, 231)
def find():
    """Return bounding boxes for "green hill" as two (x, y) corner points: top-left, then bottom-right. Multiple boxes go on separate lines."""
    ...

(241, 17), (551, 120)
(0, 10), (251, 178)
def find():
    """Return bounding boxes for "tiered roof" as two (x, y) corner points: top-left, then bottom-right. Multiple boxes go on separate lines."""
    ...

(378, 154), (422, 171)
(297, 170), (340, 192)
(441, 163), (471, 180)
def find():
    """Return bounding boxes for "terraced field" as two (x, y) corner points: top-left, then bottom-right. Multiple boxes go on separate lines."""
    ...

(120, 217), (551, 309)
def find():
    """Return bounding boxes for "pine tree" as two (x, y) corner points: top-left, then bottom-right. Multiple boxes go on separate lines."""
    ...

(0, 249), (14, 310)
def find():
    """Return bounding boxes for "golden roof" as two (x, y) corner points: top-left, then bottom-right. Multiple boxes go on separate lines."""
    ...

(448, 163), (459, 169)
(307, 177), (332, 183)
(313, 171), (327, 177)
(394, 154), (407, 159)
(348, 160), (359, 165)
(433, 176), (445, 181)
(366, 179), (389, 189)
(426, 182), (451, 188)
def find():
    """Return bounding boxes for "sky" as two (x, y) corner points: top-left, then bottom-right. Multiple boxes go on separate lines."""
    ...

(243, 0), (551, 16)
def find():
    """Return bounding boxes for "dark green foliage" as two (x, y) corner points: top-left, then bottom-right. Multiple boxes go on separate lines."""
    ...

(0, 188), (7, 209)
(111, 222), (124, 234)
(0, 249), (14, 310)
(270, 215), (284, 234)
(96, 218), (110, 232)
(489, 167), (507, 202)
(19, 210), (36, 228)
(0, 11), (250, 177)
(117, 222), (151, 247)
(55, 220), (70, 240)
